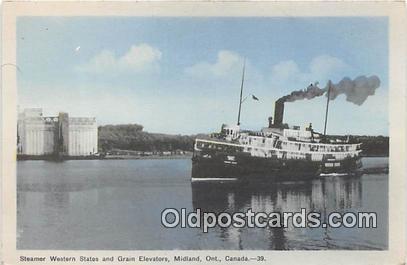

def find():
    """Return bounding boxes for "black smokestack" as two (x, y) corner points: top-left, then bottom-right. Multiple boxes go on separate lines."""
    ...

(274, 99), (285, 126)
(277, 75), (381, 105)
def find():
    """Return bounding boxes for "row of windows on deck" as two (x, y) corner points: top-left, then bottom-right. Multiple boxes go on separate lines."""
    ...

(196, 142), (243, 152)
(242, 136), (359, 153)
(246, 147), (357, 160)
(196, 141), (357, 160)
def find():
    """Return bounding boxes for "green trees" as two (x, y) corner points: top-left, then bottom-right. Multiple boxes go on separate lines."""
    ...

(98, 124), (196, 152)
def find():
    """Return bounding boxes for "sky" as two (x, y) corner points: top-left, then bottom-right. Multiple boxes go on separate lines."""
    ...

(17, 17), (388, 135)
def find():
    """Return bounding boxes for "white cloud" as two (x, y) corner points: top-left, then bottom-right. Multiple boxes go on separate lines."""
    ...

(309, 55), (348, 78)
(270, 60), (301, 81)
(184, 50), (244, 78)
(270, 55), (348, 87)
(77, 43), (162, 74)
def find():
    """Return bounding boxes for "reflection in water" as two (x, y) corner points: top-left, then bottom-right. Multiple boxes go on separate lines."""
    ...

(17, 159), (387, 250)
(191, 176), (364, 250)
(192, 177), (362, 215)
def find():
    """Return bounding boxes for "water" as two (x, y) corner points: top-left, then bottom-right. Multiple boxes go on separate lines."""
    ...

(17, 157), (388, 250)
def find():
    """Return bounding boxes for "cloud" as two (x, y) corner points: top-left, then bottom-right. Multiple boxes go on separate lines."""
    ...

(270, 55), (348, 87)
(77, 43), (162, 74)
(270, 60), (300, 81)
(309, 55), (348, 78)
(184, 50), (244, 78)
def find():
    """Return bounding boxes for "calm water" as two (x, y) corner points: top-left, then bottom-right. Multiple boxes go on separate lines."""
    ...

(17, 157), (388, 250)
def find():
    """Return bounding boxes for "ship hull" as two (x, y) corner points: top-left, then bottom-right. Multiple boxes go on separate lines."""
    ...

(191, 151), (362, 181)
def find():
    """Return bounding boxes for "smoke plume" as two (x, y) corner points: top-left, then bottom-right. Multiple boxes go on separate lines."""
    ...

(278, 75), (381, 106)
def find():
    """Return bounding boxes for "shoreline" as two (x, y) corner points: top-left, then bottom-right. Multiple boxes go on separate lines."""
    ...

(103, 154), (192, 160)
(17, 154), (193, 161)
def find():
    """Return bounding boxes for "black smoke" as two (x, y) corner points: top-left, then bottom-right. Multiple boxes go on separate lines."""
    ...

(278, 75), (381, 106)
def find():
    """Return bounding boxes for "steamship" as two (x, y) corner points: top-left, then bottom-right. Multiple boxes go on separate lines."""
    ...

(191, 66), (363, 181)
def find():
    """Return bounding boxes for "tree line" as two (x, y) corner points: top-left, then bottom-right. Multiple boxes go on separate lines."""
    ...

(98, 124), (197, 152)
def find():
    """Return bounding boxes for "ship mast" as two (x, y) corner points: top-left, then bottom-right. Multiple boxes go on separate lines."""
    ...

(323, 80), (332, 141)
(237, 60), (246, 126)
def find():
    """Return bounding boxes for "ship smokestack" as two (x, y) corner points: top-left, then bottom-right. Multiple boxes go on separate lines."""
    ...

(273, 99), (285, 126)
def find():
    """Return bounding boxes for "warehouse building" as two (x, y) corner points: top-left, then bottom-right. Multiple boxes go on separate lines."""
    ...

(17, 108), (98, 156)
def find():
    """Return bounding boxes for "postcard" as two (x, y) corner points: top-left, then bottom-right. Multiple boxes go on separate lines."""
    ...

(1, 1), (406, 265)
